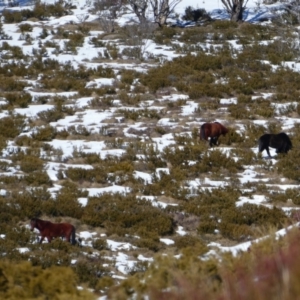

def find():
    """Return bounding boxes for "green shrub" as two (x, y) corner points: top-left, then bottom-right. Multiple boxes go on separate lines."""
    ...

(64, 33), (85, 53)
(0, 135), (7, 153)
(154, 26), (177, 45)
(74, 258), (110, 289)
(2, 10), (23, 23)
(269, 188), (300, 204)
(118, 91), (141, 105)
(135, 237), (161, 252)
(0, 261), (94, 299)
(276, 149), (300, 182)
(38, 108), (64, 123)
(197, 219), (217, 234)
(15, 135), (36, 147)
(182, 187), (239, 218)
(174, 235), (206, 250)
(19, 23), (33, 32)
(9, 191), (44, 219)
(0, 159), (10, 171)
(68, 125), (91, 137)
(32, 125), (56, 141)
(120, 69), (139, 85)
(198, 149), (243, 174)
(0, 115), (25, 138)
(212, 20), (238, 30)
(20, 155), (44, 173)
(88, 96), (114, 108)
(92, 238), (109, 251)
(0, 42), (25, 59)
(44, 181), (85, 218)
(65, 166), (108, 184)
(220, 203), (287, 241)
(5, 93), (32, 108)
(118, 108), (161, 121)
(96, 276), (115, 292)
(82, 194), (174, 237)
(24, 171), (52, 186)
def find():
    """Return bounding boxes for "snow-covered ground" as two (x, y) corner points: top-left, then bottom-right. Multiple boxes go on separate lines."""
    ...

(0, 0), (299, 294)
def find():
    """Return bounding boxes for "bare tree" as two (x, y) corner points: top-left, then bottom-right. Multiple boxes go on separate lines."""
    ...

(221, 0), (249, 22)
(122, 21), (156, 60)
(93, 0), (124, 33)
(149, 0), (181, 27)
(127, 0), (181, 26)
(127, 0), (149, 24)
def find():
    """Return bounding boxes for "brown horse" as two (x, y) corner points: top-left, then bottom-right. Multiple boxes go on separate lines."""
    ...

(200, 122), (228, 147)
(30, 218), (76, 245)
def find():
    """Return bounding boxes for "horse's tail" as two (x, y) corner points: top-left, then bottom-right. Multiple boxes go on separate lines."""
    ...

(200, 124), (206, 140)
(71, 226), (76, 245)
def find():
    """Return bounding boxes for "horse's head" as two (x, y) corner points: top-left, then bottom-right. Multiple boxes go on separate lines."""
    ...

(220, 124), (229, 135)
(30, 218), (37, 231)
(222, 125), (229, 135)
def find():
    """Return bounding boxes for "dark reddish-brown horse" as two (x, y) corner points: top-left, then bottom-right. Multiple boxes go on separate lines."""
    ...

(200, 122), (228, 147)
(30, 218), (76, 245)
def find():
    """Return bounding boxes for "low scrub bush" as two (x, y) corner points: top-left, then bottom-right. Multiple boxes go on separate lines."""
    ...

(20, 155), (44, 173)
(154, 26), (177, 45)
(82, 193), (174, 237)
(120, 69), (139, 85)
(74, 257), (111, 289)
(65, 166), (108, 184)
(117, 91), (141, 105)
(19, 23), (33, 32)
(212, 20), (238, 30)
(88, 96), (114, 108)
(64, 32), (85, 54)
(0, 114), (25, 138)
(174, 235), (207, 251)
(32, 125), (57, 141)
(92, 238), (109, 251)
(37, 97), (75, 123)
(0, 260), (93, 299)
(269, 188), (300, 204)
(5, 92), (32, 108)
(24, 170), (52, 186)
(276, 149), (300, 182)
(228, 104), (251, 120)
(44, 181), (86, 218)
(68, 125), (91, 137)
(134, 236), (161, 252)
(9, 191), (45, 219)
(109, 231), (300, 299)
(220, 203), (287, 241)
(0, 77), (27, 94)
(198, 149), (243, 174)
(118, 108), (161, 121)
(3, 0), (72, 23)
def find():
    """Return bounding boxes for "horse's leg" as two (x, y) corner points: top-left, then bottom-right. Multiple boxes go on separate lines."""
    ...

(39, 236), (45, 244)
(47, 236), (52, 243)
(66, 234), (71, 243)
(210, 137), (218, 147)
(266, 147), (271, 158)
(71, 227), (76, 245)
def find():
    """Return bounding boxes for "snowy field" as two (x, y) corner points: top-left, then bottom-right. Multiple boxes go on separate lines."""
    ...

(0, 0), (300, 297)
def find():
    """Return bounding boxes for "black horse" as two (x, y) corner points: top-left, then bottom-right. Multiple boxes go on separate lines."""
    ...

(258, 132), (292, 158)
